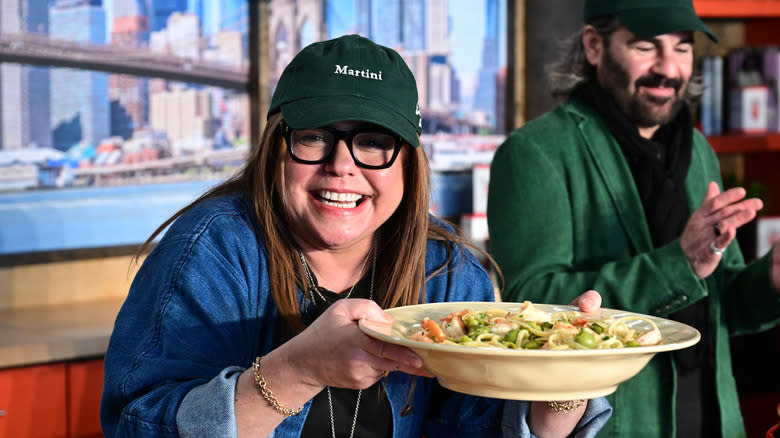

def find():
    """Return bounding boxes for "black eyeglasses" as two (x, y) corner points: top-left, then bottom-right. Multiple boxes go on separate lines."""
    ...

(280, 121), (404, 169)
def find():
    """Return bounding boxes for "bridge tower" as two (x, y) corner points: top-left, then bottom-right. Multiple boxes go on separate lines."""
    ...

(267, 0), (327, 92)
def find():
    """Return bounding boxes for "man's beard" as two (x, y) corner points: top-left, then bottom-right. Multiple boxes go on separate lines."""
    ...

(599, 48), (687, 128)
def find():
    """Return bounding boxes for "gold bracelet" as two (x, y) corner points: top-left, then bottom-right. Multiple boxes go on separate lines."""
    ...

(252, 356), (303, 417)
(546, 399), (586, 413)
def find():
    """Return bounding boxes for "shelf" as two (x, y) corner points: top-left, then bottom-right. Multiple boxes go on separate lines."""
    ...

(694, 1), (780, 17)
(707, 132), (780, 153)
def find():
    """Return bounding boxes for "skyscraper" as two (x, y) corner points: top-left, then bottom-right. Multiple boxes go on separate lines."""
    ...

(49, 0), (110, 150)
(110, 0), (150, 139)
(424, 0), (452, 113)
(360, 0), (425, 50)
(472, 0), (500, 129)
(0, 0), (52, 150)
(400, 0), (425, 51)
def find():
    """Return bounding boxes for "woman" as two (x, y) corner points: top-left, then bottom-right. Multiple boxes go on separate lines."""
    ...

(101, 34), (611, 437)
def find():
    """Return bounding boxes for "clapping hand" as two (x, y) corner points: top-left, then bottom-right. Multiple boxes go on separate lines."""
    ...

(680, 182), (763, 279)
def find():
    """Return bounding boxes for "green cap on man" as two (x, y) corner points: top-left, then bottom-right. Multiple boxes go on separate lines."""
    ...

(269, 34), (422, 147)
(584, 0), (718, 42)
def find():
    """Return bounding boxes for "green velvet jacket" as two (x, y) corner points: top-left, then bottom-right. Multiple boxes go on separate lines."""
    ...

(487, 97), (780, 438)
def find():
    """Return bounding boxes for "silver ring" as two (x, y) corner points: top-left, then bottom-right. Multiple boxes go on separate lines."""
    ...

(709, 240), (726, 255)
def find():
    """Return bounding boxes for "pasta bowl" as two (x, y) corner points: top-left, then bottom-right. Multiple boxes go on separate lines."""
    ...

(359, 301), (700, 400)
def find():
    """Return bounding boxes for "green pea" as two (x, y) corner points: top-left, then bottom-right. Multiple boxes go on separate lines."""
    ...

(463, 315), (481, 329)
(468, 326), (491, 339)
(524, 321), (540, 331)
(523, 340), (541, 349)
(575, 328), (597, 349)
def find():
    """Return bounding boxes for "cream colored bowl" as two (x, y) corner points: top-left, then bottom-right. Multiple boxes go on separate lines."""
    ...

(359, 301), (700, 401)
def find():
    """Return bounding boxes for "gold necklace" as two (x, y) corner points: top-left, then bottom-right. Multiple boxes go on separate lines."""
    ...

(299, 250), (369, 301)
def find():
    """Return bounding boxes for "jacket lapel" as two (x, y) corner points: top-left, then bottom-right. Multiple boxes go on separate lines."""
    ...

(566, 99), (654, 253)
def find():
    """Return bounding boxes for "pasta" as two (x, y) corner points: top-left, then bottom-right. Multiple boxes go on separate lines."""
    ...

(410, 301), (662, 350)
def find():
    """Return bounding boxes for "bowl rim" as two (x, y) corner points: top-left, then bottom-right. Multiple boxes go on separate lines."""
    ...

(359, 301), (701, 358)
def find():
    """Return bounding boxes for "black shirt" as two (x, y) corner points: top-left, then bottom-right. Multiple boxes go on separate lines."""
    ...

(300, 274), (393, 438)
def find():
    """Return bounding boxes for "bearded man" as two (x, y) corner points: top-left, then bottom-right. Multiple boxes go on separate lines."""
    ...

(487, 1), (780, 437)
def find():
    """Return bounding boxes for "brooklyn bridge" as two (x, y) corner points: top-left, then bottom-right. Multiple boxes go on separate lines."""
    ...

(0, 32), (248, 90)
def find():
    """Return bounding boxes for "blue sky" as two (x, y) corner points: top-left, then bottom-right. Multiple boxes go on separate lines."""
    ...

(450, 0), (487, 98)
(326, 0), (506, 102)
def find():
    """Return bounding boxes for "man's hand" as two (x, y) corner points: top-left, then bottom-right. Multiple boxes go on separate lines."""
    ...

(680, 181), (763, 279)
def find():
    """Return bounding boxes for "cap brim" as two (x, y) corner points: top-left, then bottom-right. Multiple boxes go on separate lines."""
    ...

(619, 6), (719, 42)
(280, 95), (420, 147)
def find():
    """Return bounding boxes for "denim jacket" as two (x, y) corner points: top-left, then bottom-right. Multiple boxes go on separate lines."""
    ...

(101, 194), (611, 437)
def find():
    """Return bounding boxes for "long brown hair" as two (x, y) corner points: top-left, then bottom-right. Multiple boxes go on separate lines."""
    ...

(135, 112), (499, 333)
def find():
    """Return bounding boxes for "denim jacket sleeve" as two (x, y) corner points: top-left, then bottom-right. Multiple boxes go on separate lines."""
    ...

(101, 196), (276, 437)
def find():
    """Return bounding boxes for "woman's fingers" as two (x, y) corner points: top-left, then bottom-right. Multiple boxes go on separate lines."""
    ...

(291, 299), (433, 388)
(570, 289), (601, 313)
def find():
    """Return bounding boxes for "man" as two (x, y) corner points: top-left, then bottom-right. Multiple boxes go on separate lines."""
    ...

(487, 1), (780, 437)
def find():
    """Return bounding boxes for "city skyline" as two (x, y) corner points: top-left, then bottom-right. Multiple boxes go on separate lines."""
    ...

(1, 0), (506, 193)
(325, 0), (507, 115)
(0, 0), (508, 257)
(1, 0), (249, 153)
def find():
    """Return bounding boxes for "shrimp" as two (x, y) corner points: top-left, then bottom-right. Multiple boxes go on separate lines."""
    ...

(552, 321), (579, 336)
(490, 322), (519, 336)
(420, 318), (447, 343)
(441, 313), (467, 338)
(571, 316), (589, 328)
(636, 328), (662, 346)
(411, 332), (435, 343)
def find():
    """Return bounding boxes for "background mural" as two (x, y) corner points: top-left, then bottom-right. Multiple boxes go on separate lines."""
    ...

(0, 0), (506, 256)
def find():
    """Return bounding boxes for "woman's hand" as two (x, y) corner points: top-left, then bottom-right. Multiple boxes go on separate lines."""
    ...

(282, 299), (429, 391)
(525, 290), (601, 437)
(569, 289), (602, 313)
(236, 299), (429, 435)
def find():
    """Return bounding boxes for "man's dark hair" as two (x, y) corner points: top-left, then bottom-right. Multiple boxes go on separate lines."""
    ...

(546, 15), (704, 104)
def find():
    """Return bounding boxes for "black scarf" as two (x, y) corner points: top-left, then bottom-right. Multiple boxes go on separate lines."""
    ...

(574, 82), (719, 437)
(573, 82), (693, 245)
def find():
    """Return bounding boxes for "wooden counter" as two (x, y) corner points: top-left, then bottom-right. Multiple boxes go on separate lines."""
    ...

(0, 298), (124, 369)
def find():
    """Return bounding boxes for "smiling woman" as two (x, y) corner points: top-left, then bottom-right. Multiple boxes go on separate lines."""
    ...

(100, 34), (612, 438)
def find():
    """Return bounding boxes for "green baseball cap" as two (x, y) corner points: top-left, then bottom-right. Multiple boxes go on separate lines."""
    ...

(268, 34), (422, 147)
(584, 0), (718, 42)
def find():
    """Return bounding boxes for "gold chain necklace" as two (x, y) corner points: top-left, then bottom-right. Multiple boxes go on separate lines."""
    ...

(299, 250), (372, 302)
(298, 248), (376, 438)
(300, 257), (359, 302)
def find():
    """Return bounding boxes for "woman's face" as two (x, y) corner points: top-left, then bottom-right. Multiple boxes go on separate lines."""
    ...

(282, 121), (406, 252)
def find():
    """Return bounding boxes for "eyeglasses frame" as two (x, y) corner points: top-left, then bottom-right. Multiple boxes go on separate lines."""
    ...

(280, 121), (404, 170)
